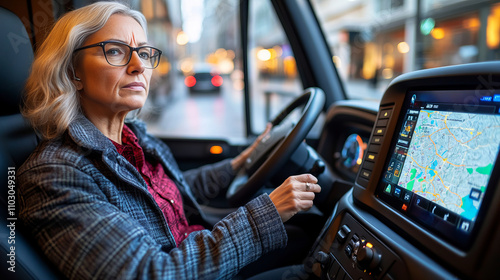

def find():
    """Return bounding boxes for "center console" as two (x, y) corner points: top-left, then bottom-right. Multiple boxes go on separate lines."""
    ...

(308, 62), (500, 280)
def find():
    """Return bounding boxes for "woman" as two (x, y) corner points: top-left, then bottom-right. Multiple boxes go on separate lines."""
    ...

(18, 2), (320, 279)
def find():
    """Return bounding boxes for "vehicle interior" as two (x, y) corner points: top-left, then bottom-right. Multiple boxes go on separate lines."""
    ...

(1, 0), (498, 279)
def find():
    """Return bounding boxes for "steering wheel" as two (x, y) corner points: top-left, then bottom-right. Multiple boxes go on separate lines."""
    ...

(227, 87), (325, 206)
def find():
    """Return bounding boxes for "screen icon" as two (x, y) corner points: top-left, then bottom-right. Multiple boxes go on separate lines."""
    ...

(384, 184), (392, 194)
(460, 220), (471, 232)
(394, 187), (402, 198)
(403, 191), (412, 202)
(469, 188), (482, 201)
(415, 197), (430, 210)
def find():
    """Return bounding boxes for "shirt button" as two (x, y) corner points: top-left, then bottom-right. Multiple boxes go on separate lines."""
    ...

(184, 233), (188, 236)
(170, 200), (174, 204)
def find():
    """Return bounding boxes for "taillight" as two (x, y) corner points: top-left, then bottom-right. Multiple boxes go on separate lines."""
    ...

(185, 76), (196, 87)
(211, 75), (223, 87)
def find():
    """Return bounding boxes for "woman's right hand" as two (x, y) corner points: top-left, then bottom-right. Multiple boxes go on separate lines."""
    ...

(269, 174), (321, 223)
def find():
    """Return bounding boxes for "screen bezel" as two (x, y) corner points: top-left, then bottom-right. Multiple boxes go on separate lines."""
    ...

(375, 88), (500, 249)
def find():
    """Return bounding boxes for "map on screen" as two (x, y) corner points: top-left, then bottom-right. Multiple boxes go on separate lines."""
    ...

(397, 110), (500, 221)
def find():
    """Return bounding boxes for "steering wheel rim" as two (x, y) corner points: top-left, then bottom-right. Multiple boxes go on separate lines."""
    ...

(227, 87), (325, 206)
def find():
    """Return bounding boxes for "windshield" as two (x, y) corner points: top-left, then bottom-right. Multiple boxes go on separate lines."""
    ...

(311, 0), (500, 101)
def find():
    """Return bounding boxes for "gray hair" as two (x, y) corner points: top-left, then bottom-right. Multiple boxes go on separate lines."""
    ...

(22, 1), (148, 140)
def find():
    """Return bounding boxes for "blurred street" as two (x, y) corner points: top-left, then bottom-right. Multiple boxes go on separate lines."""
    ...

(143, 73), (246, 140)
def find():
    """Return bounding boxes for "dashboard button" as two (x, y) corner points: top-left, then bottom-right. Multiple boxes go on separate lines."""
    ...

(360, 169), (371, 180)
(374, 127), (386, 135)
(337, 224), (352, 243)
(341, 224), (352, 234)
(379, 109), (392, 119)
(362, 161), (374, 171)
(368, 144), (381, 153)
(337, 230), (347, 243)
(344, 244), (353, 257)
(351, 234), (360, 243)
(376, 118), (389, 127)
(366, 153), (377, 162)
(371, 136), (383, 144)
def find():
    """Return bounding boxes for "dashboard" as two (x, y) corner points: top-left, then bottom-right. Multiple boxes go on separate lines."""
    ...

(310, 62), (500, 279)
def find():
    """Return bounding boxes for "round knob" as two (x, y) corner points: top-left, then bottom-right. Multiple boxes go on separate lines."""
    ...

(357, 246), (381, 270)
(357, 246), (373, 266)
(314, 251), (332, 266)
(310, 160), (326, 177)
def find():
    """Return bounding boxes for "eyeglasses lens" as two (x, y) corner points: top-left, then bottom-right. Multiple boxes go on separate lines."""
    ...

(104, 42), (160, 68)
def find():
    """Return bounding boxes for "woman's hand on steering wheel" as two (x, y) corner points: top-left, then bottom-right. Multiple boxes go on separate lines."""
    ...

(269, 174), (321, 223)
(227, 88), (325, 207)
(231, 123), (273, 171)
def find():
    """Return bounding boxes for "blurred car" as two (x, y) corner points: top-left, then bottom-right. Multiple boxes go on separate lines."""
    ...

(184, 64), (223, 93)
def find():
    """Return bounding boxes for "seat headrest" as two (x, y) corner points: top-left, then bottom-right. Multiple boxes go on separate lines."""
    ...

(0, 7), (34, 116)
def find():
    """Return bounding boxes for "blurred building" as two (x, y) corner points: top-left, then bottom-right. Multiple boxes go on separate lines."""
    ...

(313, 0), (500, 84)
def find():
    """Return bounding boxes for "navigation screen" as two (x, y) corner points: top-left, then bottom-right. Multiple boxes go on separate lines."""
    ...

(379, 90), (500, 246)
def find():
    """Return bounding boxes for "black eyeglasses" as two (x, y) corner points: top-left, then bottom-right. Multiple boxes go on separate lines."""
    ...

(74, 40), (162, 69)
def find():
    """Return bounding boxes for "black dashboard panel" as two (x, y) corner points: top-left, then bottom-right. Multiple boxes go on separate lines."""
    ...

(310, 62), (500, 279)
(317, 100), (378, 181)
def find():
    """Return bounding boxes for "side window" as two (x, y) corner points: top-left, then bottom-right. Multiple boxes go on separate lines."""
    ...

(141, 0), (246, 140)
(247, 0), (303, 134)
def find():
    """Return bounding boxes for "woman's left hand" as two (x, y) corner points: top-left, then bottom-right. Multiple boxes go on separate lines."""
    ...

(231, 123), (272, 171)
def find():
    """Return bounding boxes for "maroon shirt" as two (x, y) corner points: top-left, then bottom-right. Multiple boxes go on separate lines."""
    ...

(111, 125), (204, 246)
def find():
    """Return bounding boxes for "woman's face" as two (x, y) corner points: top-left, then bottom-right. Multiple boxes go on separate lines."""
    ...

(74, 14), (152, 118)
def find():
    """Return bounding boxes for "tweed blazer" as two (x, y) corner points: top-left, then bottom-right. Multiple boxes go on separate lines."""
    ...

(18, 114), (287, 279)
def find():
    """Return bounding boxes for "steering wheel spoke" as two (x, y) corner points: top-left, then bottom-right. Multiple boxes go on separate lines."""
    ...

(244, 121), (295, 176)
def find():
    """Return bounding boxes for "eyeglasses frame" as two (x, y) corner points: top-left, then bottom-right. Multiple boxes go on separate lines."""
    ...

(73, 40), (162, 69)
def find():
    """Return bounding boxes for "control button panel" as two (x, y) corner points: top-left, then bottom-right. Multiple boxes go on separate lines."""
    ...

(316, 212), (402, 280)
(356, 106), (393, 188)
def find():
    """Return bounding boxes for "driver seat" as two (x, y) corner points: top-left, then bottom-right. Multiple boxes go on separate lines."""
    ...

(0, 7), (65, 279)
